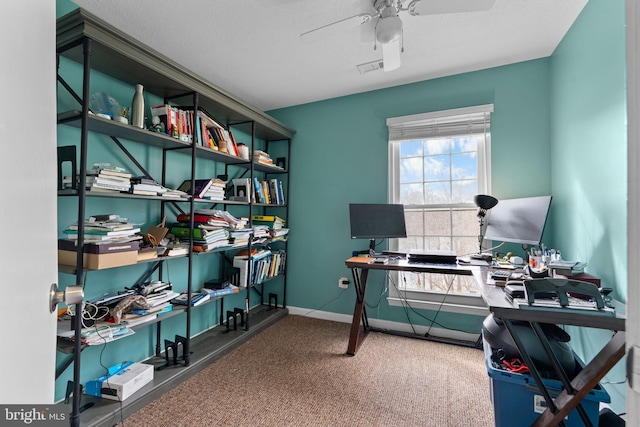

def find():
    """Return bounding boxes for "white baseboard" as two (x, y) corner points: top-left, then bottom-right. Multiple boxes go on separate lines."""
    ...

(287, 306), (481, 344)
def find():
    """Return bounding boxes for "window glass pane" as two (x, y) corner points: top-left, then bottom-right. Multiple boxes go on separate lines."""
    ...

(398, 236), (421, 253)
(455, 136), (478, 153)
(453, 236), (477, 259)
(405, 210), (423, 236)
(424, 236), (451, 251)
(451, 179), (477, 203)
(424, 155), (450, 181)
(400, 140), (422, 157)
(423, 210), (451, 236)
(452, 210), (477, 235)
(399, 183), (423, 204)
(400, 157), (422, 183)
(451, 152), (477, 180)
(424, 139), (452, 155)
(424, 182), (452, 204)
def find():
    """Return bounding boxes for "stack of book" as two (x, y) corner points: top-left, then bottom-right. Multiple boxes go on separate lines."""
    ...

(175, 178), (214, 199)
(229, 228), (252, 247)
(253, 150), (274, 166)
(201, 178), (226, 201)
(171, 291), (209, 307)
(58, 320), (134, 346)
(86, 164), (132, 193)
(252, 215), (285, 230)
(170, 223), (230, 252)
(63, 214), (141, 243)
(130, 176), (169, 196)
(121, 302), (173, 327)
(192, 209), (248, 229)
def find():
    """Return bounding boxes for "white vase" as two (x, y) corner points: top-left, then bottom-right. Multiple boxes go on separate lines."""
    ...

(131, 84), (145, 128)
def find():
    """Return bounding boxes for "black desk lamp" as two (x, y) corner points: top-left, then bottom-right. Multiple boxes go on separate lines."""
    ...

(471, 194), (499, 261)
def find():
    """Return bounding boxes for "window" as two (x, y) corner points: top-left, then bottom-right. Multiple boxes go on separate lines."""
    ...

(386, 105), (493, 313)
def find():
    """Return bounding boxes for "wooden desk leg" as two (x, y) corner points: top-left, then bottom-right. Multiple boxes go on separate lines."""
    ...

(532, 331), (626, 427)
(347, 268), (369, 356)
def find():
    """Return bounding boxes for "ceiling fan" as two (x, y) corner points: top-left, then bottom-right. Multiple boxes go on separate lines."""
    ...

(300, 0), (496, 72)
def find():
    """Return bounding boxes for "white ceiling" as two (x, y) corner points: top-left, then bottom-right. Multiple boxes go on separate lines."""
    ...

(71, 0), (587, 111)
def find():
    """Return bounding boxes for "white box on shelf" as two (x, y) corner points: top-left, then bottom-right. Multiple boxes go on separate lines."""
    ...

(85, 362), (153, 401)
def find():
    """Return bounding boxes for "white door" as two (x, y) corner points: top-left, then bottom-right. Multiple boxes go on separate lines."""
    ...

(628, 0), (640, 424)
(0, 1), (58, 403)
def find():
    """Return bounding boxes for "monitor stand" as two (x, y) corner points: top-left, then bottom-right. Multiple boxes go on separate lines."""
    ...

(368, 240), (388, 263)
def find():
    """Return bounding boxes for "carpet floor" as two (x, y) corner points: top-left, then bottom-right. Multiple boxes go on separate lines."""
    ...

(119, 315), (495, 426)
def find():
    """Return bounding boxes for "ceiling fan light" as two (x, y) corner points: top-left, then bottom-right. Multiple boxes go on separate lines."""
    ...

(382, 38), (401, 72)
(376, 16), (402, 44)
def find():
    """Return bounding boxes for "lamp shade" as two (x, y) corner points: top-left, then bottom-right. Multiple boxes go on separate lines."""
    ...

(474, 194), (498, 211)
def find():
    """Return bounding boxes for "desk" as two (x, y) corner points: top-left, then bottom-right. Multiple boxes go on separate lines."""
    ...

(345, 257), (626, 426)
(344, 256), (476, 356)
(477, 269), (626, 427)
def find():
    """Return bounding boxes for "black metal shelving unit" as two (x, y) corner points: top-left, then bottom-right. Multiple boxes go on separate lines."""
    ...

(56, 8), (294, 427)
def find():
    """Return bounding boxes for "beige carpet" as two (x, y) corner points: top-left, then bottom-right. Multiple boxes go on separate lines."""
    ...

(121, 315), (494, 426)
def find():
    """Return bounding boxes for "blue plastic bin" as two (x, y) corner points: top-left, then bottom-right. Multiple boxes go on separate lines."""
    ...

(483, 339), (610, 427)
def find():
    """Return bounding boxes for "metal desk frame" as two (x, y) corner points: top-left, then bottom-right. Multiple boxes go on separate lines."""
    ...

(476, 269), (625, 427)
(344, 257), (626, 427)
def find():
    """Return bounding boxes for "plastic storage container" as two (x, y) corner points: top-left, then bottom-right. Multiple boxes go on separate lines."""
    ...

(483, 339), (610, 427)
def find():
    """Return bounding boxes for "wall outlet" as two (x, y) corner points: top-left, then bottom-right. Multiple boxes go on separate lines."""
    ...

(338, 277), (349, 289)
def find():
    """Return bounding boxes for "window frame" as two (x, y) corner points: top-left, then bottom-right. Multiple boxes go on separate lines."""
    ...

(386, 105), (493, 314)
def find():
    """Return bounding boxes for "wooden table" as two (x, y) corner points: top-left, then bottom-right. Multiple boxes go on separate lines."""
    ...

(344, 256), (476, 355)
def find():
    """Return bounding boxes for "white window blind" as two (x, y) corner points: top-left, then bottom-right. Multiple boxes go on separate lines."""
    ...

(387, 104), (493, 141)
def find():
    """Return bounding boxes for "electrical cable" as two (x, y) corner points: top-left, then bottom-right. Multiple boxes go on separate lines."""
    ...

(390, 271), (474, 335)
(424, 274), (456, 337)
(302, 288), (348, 316)
(364, 272), (389, 309)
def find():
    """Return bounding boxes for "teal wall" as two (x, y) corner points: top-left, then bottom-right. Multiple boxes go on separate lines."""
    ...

(268, 60), (551, 327)
(548, 0), (627, 412)
(55, 0), (628, 412)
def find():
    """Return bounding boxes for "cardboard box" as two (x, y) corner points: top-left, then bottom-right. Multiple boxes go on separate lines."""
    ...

(85, 362), (153, 401)
(58, 240), (139, 269)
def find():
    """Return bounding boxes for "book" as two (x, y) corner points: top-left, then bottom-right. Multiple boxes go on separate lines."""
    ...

(171, 292), (210, 307)
(89, 214), (117, 222)
(176, 179), (213, 198)
(63, 227), (140, 237)
(251, 215), (285, 223)
(201, 285), (239, 298)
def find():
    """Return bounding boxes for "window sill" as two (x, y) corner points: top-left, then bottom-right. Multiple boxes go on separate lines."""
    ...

(387, 292), (489, 316)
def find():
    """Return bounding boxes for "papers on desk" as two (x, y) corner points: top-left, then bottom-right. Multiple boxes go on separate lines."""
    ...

(512, 296), (615, 314)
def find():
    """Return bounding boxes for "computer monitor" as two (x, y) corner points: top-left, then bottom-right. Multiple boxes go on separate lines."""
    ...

(349, 203), (407, 252)
(483, 195), (552, 246)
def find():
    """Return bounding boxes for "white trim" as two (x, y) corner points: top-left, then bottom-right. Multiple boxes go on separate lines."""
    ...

(386, 104), (494, 126)
(386, 295), (489, 316)
(627, 0), (640, 421)
(287, 306), (481, 344)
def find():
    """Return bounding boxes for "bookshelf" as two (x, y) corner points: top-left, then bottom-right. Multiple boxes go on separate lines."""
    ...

(56, 8), (293, 426)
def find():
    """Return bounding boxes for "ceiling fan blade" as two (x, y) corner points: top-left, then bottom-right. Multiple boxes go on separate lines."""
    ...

(409, 0), (496, 16)
(300, 13), (373, 43)
(382, 38), (401, 72)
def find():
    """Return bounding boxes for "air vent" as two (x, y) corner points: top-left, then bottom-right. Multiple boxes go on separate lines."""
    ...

(357, 59), (384, 74)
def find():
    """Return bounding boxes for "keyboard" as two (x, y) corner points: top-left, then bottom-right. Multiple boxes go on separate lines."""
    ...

(491, 270), (514, 280)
